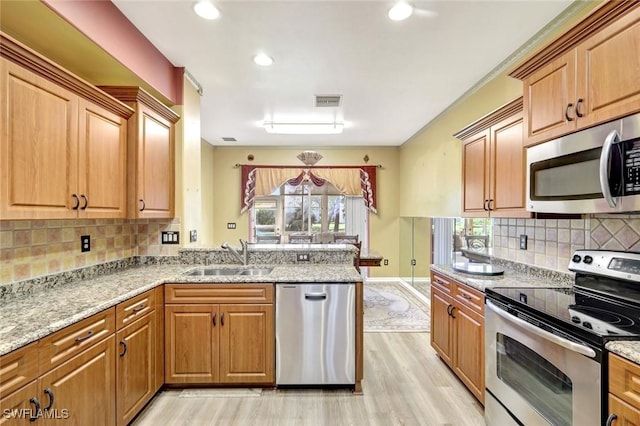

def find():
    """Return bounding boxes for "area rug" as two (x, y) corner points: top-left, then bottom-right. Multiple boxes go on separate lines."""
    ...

(363, 281), (430, 333)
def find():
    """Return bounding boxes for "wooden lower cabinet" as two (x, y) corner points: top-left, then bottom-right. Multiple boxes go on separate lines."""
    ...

(164, 302), (274, 385)
(608, 353), (640, 425)
(0, 381), (38, 425)
(116, 313), (155, 426)
(39, 336), (116, 425)
(430, 271), (485, 404)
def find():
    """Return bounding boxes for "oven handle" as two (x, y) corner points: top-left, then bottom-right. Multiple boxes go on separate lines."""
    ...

(599, 129), (620, 208)
(486, 300), (596, 358)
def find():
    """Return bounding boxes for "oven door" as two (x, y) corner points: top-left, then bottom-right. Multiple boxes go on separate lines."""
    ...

(485, 300), (601, 426)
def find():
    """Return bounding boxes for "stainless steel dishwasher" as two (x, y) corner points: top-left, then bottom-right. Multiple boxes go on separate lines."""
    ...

(275, 283), (355, 385)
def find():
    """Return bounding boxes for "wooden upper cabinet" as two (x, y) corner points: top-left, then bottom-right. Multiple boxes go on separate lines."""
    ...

(510, 2), (640, 146)
(0, 60), (79, 219)
(0, 33), (133, 220)
(78, 99), (127, 218)
(576, 7), (640, 129)
(522, 52), (576, 146)
(461, 130), (490, 217)
(99, 86), (180, 219)
(455, 98), (530, 218)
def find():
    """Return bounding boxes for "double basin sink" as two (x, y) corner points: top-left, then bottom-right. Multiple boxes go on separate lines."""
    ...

(184, 266), (273, 277)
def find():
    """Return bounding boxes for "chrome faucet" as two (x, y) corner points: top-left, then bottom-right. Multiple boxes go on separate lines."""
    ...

(221, 239), (249, 265)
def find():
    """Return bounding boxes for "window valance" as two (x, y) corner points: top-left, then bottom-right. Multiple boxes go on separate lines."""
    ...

(240, 165), (378, 214)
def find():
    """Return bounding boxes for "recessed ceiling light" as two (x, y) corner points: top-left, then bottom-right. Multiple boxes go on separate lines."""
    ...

(388, 2), (413, 21)
(194, 0), (220, 20)
(253, 53), (274, 67)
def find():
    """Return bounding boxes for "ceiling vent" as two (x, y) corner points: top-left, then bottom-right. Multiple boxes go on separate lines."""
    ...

(315, 95), (341, 108)
(222, 137), (237, 142)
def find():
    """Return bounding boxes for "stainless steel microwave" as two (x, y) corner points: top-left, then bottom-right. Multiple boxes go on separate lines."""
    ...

(526, 113), (640, 214)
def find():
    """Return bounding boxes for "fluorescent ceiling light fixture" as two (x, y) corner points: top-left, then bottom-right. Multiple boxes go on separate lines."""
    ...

(194, 0), (220, 20)
(263, 122), (344, 135)
(253, 53), (274, 67)
(388, 2), (413, 21)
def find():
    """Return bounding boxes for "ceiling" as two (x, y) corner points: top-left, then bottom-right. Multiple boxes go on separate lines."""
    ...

(110, 1), (572, 147)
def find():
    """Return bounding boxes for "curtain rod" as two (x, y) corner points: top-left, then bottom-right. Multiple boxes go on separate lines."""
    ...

(234, 164), (383, 169)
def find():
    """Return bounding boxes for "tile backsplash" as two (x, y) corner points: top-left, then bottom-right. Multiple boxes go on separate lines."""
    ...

(0, 218), (181, 285)
(493, 215), (640, 272)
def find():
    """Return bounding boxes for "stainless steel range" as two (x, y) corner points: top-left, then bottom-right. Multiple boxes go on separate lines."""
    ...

(485, 250), (640, 426)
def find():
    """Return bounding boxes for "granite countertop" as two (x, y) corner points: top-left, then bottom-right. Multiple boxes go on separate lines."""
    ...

(606, 341), (640, 364)
(0, 263), (361, 356)
(430, 263), (574, 293)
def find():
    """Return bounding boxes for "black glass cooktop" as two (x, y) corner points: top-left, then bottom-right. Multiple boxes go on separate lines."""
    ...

(485, 284), (640, 346)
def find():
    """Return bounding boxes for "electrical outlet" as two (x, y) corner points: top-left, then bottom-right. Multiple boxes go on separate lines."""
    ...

(384, 259), (389, 266)
(411, 259), (416, 266)
(81, 235), (91, 252)
(190, 230), (197, 243)
(161, 231), (180, 244)
(227, 222), (236, 229)
(519, 234), (528, 250)
(297, 253), (310, 262)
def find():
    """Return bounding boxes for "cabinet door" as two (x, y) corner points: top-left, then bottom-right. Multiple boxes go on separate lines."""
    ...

(0, 59), (78, 219)
(135, 104), (174, 219)
(39, 337), (116, 426)
(78, 99), (127, 219)
(489, 113), (529, 218)
(609, 394), (640, 425)
(577, 8), (640, 129)
(219, 304), (274, 384)
(0, 381), (38, 425)
(452, 304), (484, 404)
(461, 130), (490, 218)
(430, 286), (453, 365)
(165, 304), (219, 384)
(523, 51), (577, 146)
(116, 313), (155, 426)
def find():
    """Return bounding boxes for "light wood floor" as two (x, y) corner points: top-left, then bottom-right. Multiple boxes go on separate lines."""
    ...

(132, 333), (485, 426)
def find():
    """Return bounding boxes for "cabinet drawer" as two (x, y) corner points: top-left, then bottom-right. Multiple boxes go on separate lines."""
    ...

(610, 353), (640, 408)
(609, 393), (640, 424)
(453, 283), (484, 314)
(38, 308), (115, 374)
(116, 289), (155, 330)
(0, 342), (38, 397)
(165, 284), (274, 304)
(431, 272), (452, 294)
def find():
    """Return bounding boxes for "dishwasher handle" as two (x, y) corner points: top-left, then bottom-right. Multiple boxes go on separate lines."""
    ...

(305, 292), (327, 300)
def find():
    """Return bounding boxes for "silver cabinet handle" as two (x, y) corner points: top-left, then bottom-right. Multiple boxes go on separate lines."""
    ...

(305, 293), (327, 300)
(74, 330), (94, 343)
(599, 129), (620, 208)
(486, 300), (596, 358)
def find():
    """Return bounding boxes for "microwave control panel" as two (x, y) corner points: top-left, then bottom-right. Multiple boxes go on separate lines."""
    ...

(624, 138), (640, 195)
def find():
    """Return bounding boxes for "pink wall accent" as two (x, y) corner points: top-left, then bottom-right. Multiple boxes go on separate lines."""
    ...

(42, 0), (183, 104)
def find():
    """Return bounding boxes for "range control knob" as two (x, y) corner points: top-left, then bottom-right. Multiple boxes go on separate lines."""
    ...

(584, 255), (593, 265)
(572, 254), (582, 263)
(571, 316), (581, 324)
(583, 321), (593, 329)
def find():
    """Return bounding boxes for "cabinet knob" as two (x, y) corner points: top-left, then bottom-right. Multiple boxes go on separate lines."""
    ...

(483, 200), (489, 211)
(575, 98), (584, 118)
(119, 340), (128, 357)
(488, 199), (494, 211)
(74, 330), (94, 343)
(565, 103), (574, 122)
(44, 388), (54, 411)
(139, 199), (146, 212)
(221, 313), (225, 326)
(212, 313), (216, 327)
(80, 194), (88, 210)
(72, 194), (80, 210)
(450, 306), (456, 319)
(605, 413), (617, 426)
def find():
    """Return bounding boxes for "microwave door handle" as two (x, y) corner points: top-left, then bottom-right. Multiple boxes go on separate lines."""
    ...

(599, 130), (620, 208)
(486, 300), (596, 358)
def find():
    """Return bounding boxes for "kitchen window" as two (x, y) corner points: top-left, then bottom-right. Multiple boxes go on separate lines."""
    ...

(251, 181), (348, 240)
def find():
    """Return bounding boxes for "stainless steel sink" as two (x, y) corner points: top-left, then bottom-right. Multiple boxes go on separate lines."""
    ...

(184, 267), (244, 276)
(184, 267), (273, 276)
(238, 267), (273, 276)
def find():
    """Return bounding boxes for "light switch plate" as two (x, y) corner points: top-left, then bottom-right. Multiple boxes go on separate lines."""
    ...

(190, 230), (197, 243)
(227, 222), (236, 229)
(297, 253), (310, 262)
(519, 234), (528, 250)
(161, 231), (180, 244)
